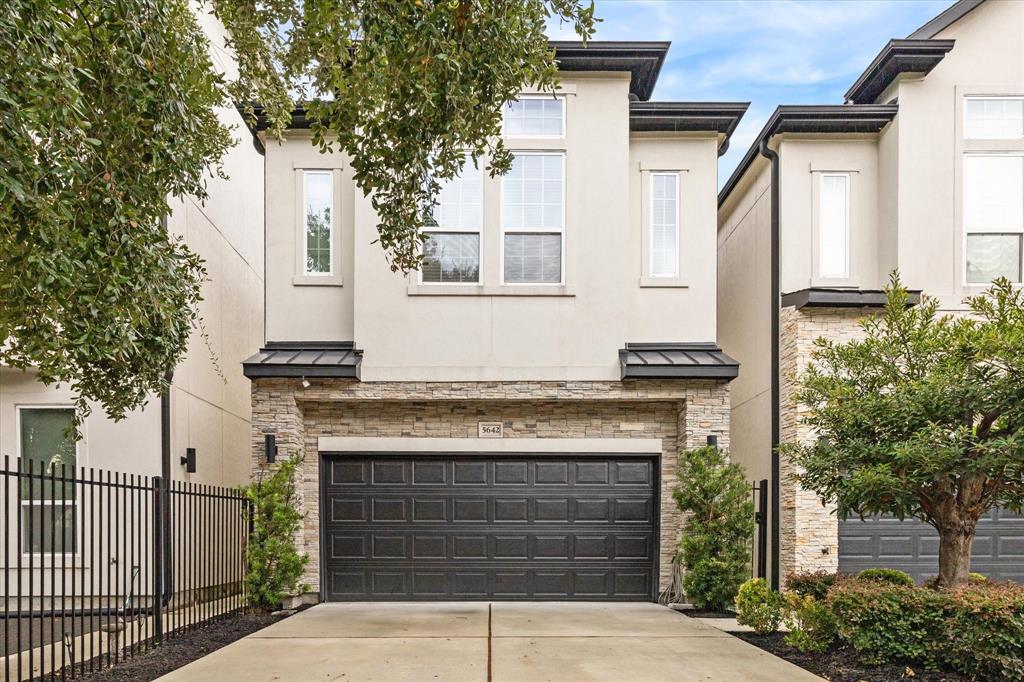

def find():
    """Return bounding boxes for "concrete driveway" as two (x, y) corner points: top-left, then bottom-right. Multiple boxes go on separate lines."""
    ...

(158, 602), (822, 681)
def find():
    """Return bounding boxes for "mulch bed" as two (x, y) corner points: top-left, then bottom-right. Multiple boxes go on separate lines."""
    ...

(678, 609), (736, 619)
(72, 609), (299, 682)
(734, 632), (970, 682)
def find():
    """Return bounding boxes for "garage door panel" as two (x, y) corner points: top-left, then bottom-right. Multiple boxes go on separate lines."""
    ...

(839, 507), (1023, 583)
(322, 454), (658, 600)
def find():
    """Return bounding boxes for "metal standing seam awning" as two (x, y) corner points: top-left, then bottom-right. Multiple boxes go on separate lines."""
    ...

(618, 343), (739, 380)
(242, 341), (362, 379)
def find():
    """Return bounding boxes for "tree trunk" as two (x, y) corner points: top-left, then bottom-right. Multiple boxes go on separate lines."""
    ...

(936, 523), (974, 588)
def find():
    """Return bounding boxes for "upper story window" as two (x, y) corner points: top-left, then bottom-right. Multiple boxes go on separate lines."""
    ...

(818, 173), (850, 279)
(649, 173), (680, 278)
(422, 155), (482, 284)
(964, 154), (1023, 284)
(503, 95), (565, 138)
(20, 407), (77, 555)
(965, 97), (1024, 139)
(502, 152), (565, 284)
(303, 171), (334, 275)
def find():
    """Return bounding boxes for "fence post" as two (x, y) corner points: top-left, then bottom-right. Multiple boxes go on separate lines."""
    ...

(756, 478), (769, 580)
(152, 477), (164, 643)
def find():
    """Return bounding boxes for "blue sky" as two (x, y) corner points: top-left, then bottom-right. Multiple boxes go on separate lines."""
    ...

(546, 0), (955, 187)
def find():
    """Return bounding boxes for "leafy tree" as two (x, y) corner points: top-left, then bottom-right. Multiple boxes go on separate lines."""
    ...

(1, 0), (596, 423)
(243, 455), (308, 610)
(674, 445), (755, 611)
(784, 274), (1024, 588)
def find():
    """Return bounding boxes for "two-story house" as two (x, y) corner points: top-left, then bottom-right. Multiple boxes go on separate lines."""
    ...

(718, 0), (1024, 588)
(244, 41), (747, 602)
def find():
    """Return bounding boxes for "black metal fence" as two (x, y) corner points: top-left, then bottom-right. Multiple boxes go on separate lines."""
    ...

(752, 478), (769, 580)
(1, 457), (250, 681)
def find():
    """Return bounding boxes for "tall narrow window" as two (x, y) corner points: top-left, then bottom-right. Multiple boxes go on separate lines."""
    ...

(964, 154), (1023, 284)
(649, 173), (679, 278)
(20, 408), (77, 554)
(422, 155), (482, 284)
(965, 97), (1024, 139)
(303, 171), (333, 275)
(503, 96), (564, 137)
(818, 174), (850, 279)
(502, 153), (564, 284)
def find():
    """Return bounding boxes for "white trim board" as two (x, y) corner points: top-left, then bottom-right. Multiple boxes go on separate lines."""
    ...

(317, 436), (663, 454)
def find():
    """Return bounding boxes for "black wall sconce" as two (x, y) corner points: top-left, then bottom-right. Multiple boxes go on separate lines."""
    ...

(265, 434), (278, 463)
(706, 435), (718, 448)
(181, 447), (197, 473)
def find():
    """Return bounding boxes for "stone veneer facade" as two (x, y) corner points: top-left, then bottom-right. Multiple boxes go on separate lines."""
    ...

(779, 306), (876, 579)
(249, 378), (731, 596)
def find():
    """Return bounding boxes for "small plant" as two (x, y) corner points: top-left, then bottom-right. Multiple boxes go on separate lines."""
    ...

(735, 578), (784, 634)
(968, 572), (989, 584)
(673, 445), (755, 611)
(856, 568), (915, 587)
(783, 592), (837, 653)
(243, 455), (309, 610)
(785, 571), (839, 601)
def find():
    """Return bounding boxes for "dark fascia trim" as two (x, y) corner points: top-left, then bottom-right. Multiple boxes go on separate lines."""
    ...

(908, 0), (985, 39)
(245, 41), (672, 131)
(781, 288), (922, 309)
(718, 104), (899, 208)
(242, 364), (359, 379)
(263, 341), (355, 350)
(619, 342), (740, 380)
(235, 105), (267, 155)
(629, 102), (749, 155)
(550, 41), (669, 102)
(844, 39), (955, 104)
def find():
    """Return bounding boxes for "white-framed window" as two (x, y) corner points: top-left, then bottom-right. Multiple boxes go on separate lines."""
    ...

(18, 406), (78, 556)
(501, 152), (565, 284)
(303, 170), (334, 275)
(963, 154), (1023, 284)
(422, 155), (482, 284)
(965, 97), (1024, 140)
(649, 173), (680, 278)
(818, 173), (850, 279)
(503, 95), (565, 138)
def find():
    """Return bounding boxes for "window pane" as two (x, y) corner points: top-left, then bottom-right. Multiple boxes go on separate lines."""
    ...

(819, 175), (849, 278)
(304, 171), (332, 274)
(504, 97), (564, 137)
(502, 154), (563, 230)
(966, 233), (1022, 283)
(422, 233), (480, 283)
(430, 156), (481, 229)
(504, 233), (561, 283)
(650, 173), (679, 277)
(964, 156), (1024, 233)
(965, 98), (1024, 139)
(22, 504), (77, 554)
(20, 408), (76, 500)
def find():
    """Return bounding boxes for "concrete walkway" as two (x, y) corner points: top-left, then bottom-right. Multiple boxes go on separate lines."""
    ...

(158, 602), (822, 682)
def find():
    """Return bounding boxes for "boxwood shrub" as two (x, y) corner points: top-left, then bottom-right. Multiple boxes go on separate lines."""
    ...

(785, 570), (840, 601)
(856, 568), (915, 587)
(827, 578), (1024, 681)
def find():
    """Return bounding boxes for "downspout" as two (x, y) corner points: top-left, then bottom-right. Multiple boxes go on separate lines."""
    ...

(758, 138), (782, 591)
(159, 212), (175, 607)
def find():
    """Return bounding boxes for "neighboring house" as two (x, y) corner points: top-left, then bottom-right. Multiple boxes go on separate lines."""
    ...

(244, 42), (747, 601)
(0, 8), (264, 553)
(718, 0), (1024, 587)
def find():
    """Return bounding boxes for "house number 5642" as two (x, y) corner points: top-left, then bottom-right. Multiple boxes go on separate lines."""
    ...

(478, 422), (503, 438)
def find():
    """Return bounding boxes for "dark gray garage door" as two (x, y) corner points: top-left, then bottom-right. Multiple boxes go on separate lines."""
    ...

(839, 507), (1024, 583)
(320, 454), (658, 600)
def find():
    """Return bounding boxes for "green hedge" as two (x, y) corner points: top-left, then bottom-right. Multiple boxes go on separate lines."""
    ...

(785, 570), (840, 601)
(827, 579), (1024, 681)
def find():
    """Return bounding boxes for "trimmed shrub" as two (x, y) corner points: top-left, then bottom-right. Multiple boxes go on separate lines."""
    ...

(735, 578), (784, 635)
(243, 456), (309, 610)
(856, 568), (915, 587)
(785, 571), (839, 601)
(783, 592), (837, 654)
(827, 578), (1024, 680)
(968, 572), (989, 584)
(673, 445), (755, 611)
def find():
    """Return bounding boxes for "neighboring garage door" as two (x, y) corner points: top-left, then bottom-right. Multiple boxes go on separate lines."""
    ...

(839, 507), (1024, 583)
(320, 454), (658, 600)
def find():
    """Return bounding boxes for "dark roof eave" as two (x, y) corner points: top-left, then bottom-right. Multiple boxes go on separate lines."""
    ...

(629, 102), (749, 154)
(718, 104), (899, 209)
(550, 40), (670, 101)
(844, 39), (955, 104)
(242, 365), (360, 379)
(618, 343), (740, 381)
(781, 288), (922, 310)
